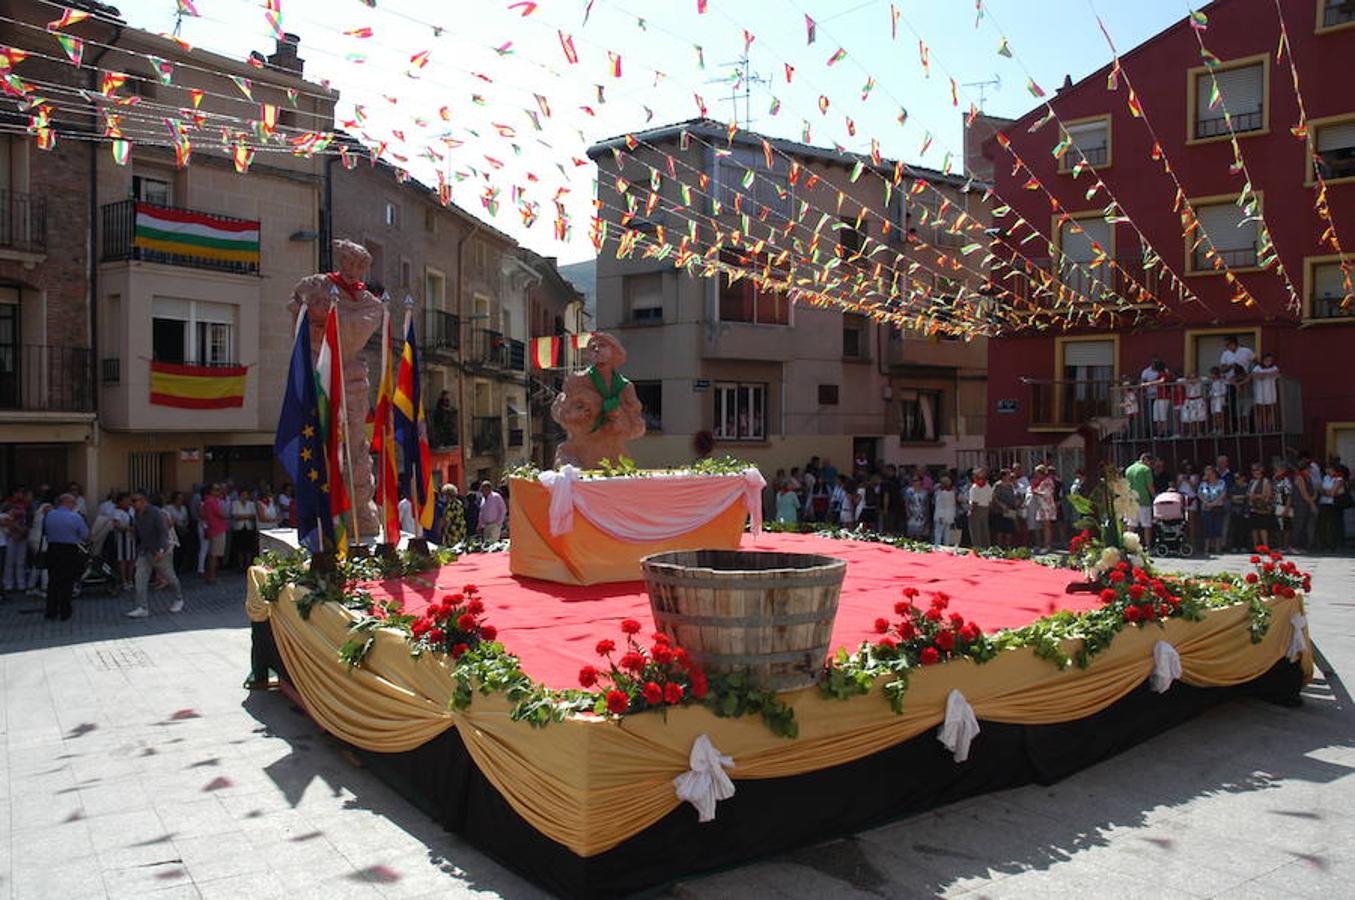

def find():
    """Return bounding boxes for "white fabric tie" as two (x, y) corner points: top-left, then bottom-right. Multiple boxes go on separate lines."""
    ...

(537, 468), (765, 542)
(539, 464), (582, 537)
(1288, 614), (1309, 662)
(1150, 640), (1182, 694)
(937, 689), (980, 763)
(673, 734), (735, 822)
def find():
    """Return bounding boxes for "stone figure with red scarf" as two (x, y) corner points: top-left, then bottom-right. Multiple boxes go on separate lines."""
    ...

(551, 332), (646, 469)
(288, 239), (385, 537)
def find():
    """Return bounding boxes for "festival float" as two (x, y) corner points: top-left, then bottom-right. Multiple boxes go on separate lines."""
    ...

(250, 315), (1313, 897)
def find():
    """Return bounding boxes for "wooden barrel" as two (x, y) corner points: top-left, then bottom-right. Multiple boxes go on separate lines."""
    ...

(641, 549), (846, 692)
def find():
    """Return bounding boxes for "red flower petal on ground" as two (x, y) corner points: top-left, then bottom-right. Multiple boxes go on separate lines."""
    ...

(919, 647), (940, 666)
(578, 665), (599, 688)
(620, 618), (642, 635)
(596, 639), (616, 656)
(456, 613), (478, 632)
(664, 682), (684, 704)
(874, 617), (890, 634)
(479, 625), (497, 642)
(642, 681), (663, 705)
(605, 689), (629, 715)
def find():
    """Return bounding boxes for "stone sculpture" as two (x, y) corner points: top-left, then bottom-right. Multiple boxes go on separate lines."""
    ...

(289, 239), (385, 538)
(551, 332), (646, 469)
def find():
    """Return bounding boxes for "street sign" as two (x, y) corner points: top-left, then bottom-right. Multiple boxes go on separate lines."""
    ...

(996, 399), (1019, 414)
(692, 379), (711, 392)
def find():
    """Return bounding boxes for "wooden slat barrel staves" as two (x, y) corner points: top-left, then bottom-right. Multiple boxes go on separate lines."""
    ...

(641, 550), (847, 692)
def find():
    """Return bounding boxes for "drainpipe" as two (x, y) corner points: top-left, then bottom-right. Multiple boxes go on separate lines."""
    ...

(320, 152), (337, 271)
(455, 221), (481, 487)
(87, 19), (124, 415)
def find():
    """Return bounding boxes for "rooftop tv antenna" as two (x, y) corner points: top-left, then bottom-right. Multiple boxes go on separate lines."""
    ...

(962, 74), (1002, 112)
(706, 55), (769, 127)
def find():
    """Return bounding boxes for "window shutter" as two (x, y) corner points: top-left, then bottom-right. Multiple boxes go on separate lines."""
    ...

(1197, 203), (1255, 251)
(1314, 263), (1346, 299)
(1317, 122), (1355, 152)
(1063, 339), (1114, 367)
(1059, 219), (1110, 263)
(1209, 63), (1264, 114)
(1068, 121), (1108, 154)
(152, 297), (191, 320)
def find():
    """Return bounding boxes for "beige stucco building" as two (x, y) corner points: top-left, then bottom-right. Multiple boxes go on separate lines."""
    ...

(587, 119), (989, 475)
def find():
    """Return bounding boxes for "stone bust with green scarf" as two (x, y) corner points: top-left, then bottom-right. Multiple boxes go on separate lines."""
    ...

(551, 332), (647, 469)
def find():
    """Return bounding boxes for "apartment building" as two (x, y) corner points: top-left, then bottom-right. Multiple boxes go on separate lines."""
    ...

(587, 119), (989, 473)
(982, 0), (1355, 469)
(518, 246), (588, 469)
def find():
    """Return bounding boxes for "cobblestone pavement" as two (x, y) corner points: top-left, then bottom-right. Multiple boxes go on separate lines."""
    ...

(1, 553), (1352, 898)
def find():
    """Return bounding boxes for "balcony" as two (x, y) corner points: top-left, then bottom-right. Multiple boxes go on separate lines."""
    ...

(507, 338), (526, 372)
(0, 190), (46, 257)
(101, 200), (260, 276)
(995, 255), (1167, 308)
(0, 345), (95, 413)
(472, 416), (502, 456)
(469, 328), (508, 369)
(425, 309), (460, 358)
(1025, 376), (1301, 441)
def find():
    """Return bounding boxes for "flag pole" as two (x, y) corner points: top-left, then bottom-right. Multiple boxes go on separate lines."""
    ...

(294, 307), (322, 555)
(332, 302), (362, 547)
(378, 307), (396, 546)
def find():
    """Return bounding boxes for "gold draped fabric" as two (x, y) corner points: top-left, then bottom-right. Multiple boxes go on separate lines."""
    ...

(506, 478), (748, 584)
(246, 567), (1311, 857)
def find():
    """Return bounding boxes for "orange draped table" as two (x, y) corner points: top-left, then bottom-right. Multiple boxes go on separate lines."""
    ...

(507, 473), (754, 585)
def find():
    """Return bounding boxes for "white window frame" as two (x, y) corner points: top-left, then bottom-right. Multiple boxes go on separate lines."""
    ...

(151, 297), (236, 365)
(713, 382), (767, 441)
(624, 271), (664, 324)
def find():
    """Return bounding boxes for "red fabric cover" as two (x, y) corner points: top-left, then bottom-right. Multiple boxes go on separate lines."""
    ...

(362, 533), (1102, 691)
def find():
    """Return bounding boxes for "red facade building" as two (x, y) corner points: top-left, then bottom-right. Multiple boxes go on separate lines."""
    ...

(982, 0), (1355, 470)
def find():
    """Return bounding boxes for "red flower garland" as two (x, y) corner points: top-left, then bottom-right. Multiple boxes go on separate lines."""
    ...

(583, 626), (707, 717)
(866, 588), (992, 667)
(402, 585), (497, 658)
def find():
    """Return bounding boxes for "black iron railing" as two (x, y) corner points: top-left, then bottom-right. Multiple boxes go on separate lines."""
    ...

(101, 200), (260, 275)
(0, 345), (94, 412)
(1312, 294), (1354, 320)
(508, 338), (526, 372)
(0, 190), (46, 254)
(101, 357), (120, 384)
(472, 416), (502, 456)
(470, 328), (508, 368)
(1196, 109), (1264, 139)
(425, 309), (460, 354)
(1193, 246), (1257, 271)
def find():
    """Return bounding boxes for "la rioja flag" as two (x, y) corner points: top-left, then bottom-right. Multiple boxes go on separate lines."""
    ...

(315, 306), (351, 554)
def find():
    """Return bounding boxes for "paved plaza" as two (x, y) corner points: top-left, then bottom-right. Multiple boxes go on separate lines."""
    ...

(0, 552), (1352, 899)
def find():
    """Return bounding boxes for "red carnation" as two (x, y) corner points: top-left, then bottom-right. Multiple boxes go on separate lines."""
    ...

(467, 599), (485, 615)
(925, 607), (943, 622)
(463, 584), (478, 594)
(456, 613), (478, 632)
(1099, 589), (1118, 603)
(898, 621), (918, 640)
(919, 646), (940, 666)
(578, 665), (599, 688)
(1245, 573), (1259, 584)
(652, 632), (670, 645)
(935, 631), (956, 652)
(949, 613), (965, 629)
(1109, 571), (1125, 584)
(479, 625), (497, 642)
(876, 636), (898, 651)
(1255, 545), (1270, 555)
(1123, 606), (1141, 623)
(689, 671), (709, 699)
(664, 682), (685, 704)
(620, 618), (642, 635)
(427, 628), (445, 644)
(642, 681), (663, 705)
(874, 617), (890, 634)
(931, 592), (950, 610)
(596, 639), (616, 656)
(902, 587), (919, 599)
(605, 689), (629, 715)
(451, 642), (470, 657)
(960, 623), (981, 642)
(894, 601), (911, 616)
(411, 619), (431, 637)
(674, 647), (691, 667)
(651, 644), (674, 665)
(1128, 584), (1145, 600)
(1263, 562), (1276, 574)
(620, 651), (646, 673)
(1250, 555), (1261, 564)
(1156, 604), (1171, 618)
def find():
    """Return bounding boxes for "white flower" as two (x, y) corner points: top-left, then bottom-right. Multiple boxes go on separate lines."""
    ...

(1100, 546), (1122, 568)
(1123, 532), (1142, 553)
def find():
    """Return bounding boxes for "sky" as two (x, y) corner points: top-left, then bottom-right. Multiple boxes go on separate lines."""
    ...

(104, 0), (1198, 263)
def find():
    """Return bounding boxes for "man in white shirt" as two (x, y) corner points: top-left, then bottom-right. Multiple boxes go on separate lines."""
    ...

(1219, 336), (1255, 374)
(476, 481), (508, 542)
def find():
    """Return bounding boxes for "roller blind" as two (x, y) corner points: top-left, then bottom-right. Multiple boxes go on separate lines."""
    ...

(1317, 122), (1355, 152)
(1197, 63), (1264, 116)
(1059, 218), (1110, 262)
(1063, 339), (1114, 367)
(1314, 263), (1346, 298)
(1068, 120), (1108, 153)
(1197, 203), (1255, 251)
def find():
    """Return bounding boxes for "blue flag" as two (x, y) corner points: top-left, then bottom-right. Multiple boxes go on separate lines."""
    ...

(274, 318), (334, 552)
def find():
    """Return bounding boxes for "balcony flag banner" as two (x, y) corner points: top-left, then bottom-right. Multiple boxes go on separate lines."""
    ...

(274, 311), (334, 553)
(315, 306), (351, 556)
(393, 312), (435, 535)
(371, 309), (401, 543)
(532, 335), (560, 369)
(149, 361), (246, 409)
(571, 332), (593, 351)
(133, 202), (260, 266)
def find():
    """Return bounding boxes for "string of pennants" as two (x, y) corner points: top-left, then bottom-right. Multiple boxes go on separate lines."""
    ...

(1, 0), (1348, 333)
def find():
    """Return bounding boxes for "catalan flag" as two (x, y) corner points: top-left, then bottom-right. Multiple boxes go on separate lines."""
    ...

(393, 313), (434, 535)
(315, 306), (350, 555)
(274, 313), (334, 553)
(370, 310), (401, 542)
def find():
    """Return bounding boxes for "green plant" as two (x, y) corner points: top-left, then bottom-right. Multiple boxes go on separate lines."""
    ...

(703, 671), (799, 738)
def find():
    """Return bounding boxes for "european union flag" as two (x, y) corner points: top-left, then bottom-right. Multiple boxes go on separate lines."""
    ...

(275, 316), (334, 553)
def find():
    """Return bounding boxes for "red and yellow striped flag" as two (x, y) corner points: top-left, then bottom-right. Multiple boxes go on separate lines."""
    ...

(532, 336), (560, 369)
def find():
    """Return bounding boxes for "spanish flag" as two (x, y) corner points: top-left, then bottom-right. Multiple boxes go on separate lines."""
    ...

(531, 335), (560, 370)
(149, 361), (246, 409)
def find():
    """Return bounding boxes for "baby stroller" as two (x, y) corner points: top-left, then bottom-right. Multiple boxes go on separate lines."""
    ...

(1151, 490), (1193, 558)
(75, 514), (120, 597)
